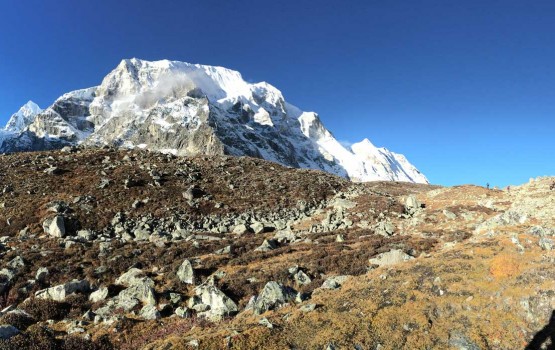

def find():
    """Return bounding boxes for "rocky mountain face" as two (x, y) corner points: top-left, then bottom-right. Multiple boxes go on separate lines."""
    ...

(1, 58), (427, 183)
(0, 147), (552, 349)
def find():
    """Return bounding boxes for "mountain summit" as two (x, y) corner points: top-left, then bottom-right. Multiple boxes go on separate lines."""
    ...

(1, 58), (427, 183)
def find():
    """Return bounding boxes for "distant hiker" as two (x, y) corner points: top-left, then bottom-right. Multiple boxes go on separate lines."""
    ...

(507, 185), (511, 192)
(486, 183), (490, 189)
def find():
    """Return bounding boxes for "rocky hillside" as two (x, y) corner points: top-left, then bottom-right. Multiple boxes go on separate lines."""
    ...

(0, 58), (427, 183)
(0, 147), (552, 349)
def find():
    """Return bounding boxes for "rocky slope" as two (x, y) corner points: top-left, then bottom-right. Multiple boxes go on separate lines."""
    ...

(0, 58), (427, 183)
(0, 147), (552, 349)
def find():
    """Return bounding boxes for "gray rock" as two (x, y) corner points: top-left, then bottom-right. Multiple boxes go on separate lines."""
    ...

(375, 220), (395, 236)
(35, 279), (90, 301)
(294, 270), (312, 285)
(251, 222), (265, 234)
(177, 259), (195, 284)
(321, 275), (350, 290)
(369, 249), (414, 267)
(405, 195), (421, 215)
(192, 285), (238, 320)
(175, 306), (190, 318)
(232, 224), (249, 235)
(539, 237), (554, 251)
(43, 215), (66, 238)
(7, 256), (25, 271)
(139, 304), (160, 320)
(443, 210), (457, 220)
(253, 281), (297, 314)
(35, 267), (49, 283)
(299, 303), (317, 312)
(115, 268), (154, 288)
(89, 287), (109, 303)
(117, 283), (156, 306)
(133, 229), (150, 241)
(448, 331), (481, 350)
(0, 325), (19, 339)
(254, 239), (277, 252)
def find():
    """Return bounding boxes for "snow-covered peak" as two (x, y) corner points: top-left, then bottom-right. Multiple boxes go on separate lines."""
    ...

(0, 58), (429, 184)
(4, 100), (43, 133)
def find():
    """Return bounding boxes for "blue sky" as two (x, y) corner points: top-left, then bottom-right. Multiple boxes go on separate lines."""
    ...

(1, 0), (554, 187)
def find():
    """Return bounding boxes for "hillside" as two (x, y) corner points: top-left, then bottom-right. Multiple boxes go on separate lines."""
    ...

(0, 147), (553, 349)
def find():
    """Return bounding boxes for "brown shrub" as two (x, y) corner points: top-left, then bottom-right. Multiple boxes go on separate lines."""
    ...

(20, 298), (71, 321)
(0, 311), (36, 330)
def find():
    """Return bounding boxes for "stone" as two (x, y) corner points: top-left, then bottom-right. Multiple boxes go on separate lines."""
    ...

(232, 224), (249, 235)
(539, 237), (554, 251)
(139, 304), (160, 320)
(117, 284), (156, 306)
(0, 325), (19, 339)
(192, 285), (238, 320)
(35, 267), (49, 283)
(294, 270), (312, 285)
(254, 239), (277, 252)
(251, 222), (265, 234)
(43, 215), (66, 238)
(133, 229), (150, 241)
(115, 268), (154, 288)
(443, 210), (457, 220)
(300, 303), (317, 312)
(258, 317), (274, 329)
(77, 230), (95, 241)
(7, 256), (25, 271)
(183, 186), (204, 201)
(35, 279), (90, 301)
(369, 249), (414, 268)
(89, 287), (109, 303)
(175, 306), (190, 318)
(375, 220), (395, 236)
(253, 281), (297, 315)
(405, 195), (421, 215)
(321, 275), (350, 290)
(177, 259), (195, 284)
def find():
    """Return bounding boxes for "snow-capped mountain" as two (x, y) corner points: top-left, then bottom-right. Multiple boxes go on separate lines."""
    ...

(0, 58), (428, 183)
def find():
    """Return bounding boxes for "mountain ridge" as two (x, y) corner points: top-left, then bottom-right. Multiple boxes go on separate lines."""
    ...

(1, 58), (428, 183)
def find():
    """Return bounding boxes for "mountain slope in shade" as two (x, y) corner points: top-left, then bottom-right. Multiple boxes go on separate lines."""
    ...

(0, 58), (428, 183)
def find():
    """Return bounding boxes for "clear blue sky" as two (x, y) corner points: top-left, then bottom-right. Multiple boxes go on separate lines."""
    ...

(1, 0), (554, 187)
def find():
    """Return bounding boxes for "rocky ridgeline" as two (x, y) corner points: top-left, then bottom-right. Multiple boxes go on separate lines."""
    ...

(0, 147), (553, 349)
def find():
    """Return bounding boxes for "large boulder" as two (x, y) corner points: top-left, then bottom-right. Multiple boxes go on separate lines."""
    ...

(191, 285), (238, 320)
(177, 259), (195, 284)
(253, 281), (297, 315)
(43, 215), (66, 238)
(35, 279), (90, 301)
(369, 249), (414, 267)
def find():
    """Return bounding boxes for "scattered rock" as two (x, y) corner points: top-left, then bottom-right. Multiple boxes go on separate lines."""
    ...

(42, 215), (66, 238)
(177, 259), (195, 284)
(369, 249), (414, 267)
(253, 281), (297, 315)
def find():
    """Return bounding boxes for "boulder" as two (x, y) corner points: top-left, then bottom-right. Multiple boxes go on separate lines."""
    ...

(251, 222), (265, 234)
(43, 216), (66, 238)
(177, 259), (195, 284)
(35, 279), (90, 301)
(405, 195), (421, 215)
(89, 287), (109, 303)
(369, 249), (414, 268)
(192, 285), (238, 320)
(253, 281), (297, 314)
(321, 275), (350, 290)
(35, 267), (49, 283)
(232, 224), (249, 235)
(139, 304), (160, 320)
(254, 239), (277, 252)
